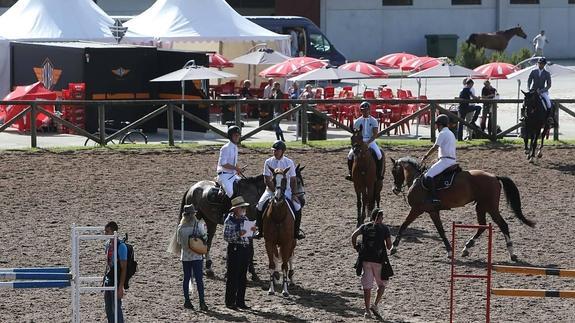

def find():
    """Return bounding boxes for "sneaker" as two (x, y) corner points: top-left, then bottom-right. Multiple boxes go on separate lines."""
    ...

(370, 304), (382, 319)
(199, 302), (209, 311)
(184, 300), (194, 309)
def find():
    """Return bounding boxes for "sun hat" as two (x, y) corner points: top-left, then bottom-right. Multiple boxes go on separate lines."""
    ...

(229, 196), (250, 211)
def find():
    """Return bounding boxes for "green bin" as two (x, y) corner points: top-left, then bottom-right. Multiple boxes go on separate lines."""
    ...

(425, 34), (459, 58)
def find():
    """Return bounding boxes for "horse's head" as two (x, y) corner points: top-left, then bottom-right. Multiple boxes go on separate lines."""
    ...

(294, 164), (306, 207)
(351, 125), (367, 156)
(514, 25), (527, 39)
(390, 156), (423, 195)
(268, 166), (289, 203)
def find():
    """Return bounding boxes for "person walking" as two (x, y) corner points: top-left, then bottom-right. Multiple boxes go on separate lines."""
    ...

(532, 30), (549, 57)
(174, 204), (208, 311)
(271, 81), (286, 141)
(103, 221), (127, 323)
(351, 208), (392, 319)
(223, 196), (257, 310)
(480, 80), (498, 133)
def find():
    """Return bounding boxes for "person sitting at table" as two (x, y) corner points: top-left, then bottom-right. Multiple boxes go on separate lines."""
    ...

(239, 80), (257, 118)
(299, 84), (314, 99)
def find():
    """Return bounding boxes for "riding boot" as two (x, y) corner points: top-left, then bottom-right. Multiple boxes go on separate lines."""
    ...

(546, 105), (555, 127)
(426, 177), (441, 206)
(294, 209), (305, 239)
(254, 209), (264, 239)
(369, 149), (383, 180)
(345, 159), (353, 181)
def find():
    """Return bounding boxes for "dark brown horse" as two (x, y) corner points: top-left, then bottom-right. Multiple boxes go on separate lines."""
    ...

(522, 90), (550, 163)
(263, 166), (296, 297)
(350, 127), (384, 227)
(390, 157), (535, 261)
(467, 26), (527, 51)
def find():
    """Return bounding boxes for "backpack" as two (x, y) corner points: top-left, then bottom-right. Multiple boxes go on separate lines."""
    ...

(106, 235), (138, 290)
(360, 223), (386, 263)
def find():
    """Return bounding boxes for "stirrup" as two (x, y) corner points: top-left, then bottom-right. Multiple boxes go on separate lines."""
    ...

(295, 230), (306, 240)
(254, 231), (263, 239)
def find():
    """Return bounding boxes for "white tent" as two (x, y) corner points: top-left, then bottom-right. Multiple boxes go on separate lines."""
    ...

(0, 0), (149, 97)
(124, 0), (291, 83)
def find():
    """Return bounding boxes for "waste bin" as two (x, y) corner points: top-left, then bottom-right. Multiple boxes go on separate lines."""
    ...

(258, 103), (273, 130)
(307, 111), (328, 140)
(425, 34), (459, 58)
(219, 94), (239, 125)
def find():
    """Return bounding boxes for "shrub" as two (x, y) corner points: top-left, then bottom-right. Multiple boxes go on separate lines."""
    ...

(510, 48), (533, 65)
(489, 51), (511, 63)
(455, 43), (487, 69)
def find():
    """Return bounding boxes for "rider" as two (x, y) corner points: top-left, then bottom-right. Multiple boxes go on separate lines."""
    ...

(254, 140), (305, 240)
(216, 126), (243, 208)
(345, 101), (383, 181)
(420, 114), (457, 205)
(527, 57), (554, 125)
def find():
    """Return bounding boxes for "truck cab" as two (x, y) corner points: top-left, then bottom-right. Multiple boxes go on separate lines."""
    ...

(246, 16), (346, 67)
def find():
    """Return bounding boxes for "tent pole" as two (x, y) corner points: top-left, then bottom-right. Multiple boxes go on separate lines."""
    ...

(181, 80), (185, 143)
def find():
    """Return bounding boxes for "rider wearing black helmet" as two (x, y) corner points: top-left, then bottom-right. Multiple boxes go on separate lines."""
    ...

(255, 140), (305, 239)
(528, 57), (554, 125)
(217, 125), (243, 204)
(346, 101), (383, 181)
(420, 114), (457, 205)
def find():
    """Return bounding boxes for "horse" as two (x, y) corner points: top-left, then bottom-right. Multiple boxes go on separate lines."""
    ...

(522, 90), (550, 163)
(350, 127), (384, 227)
(263, 166), (296, 297)
(179, 165), (306, 277)
(466, 26), (527, 52)
(389, 157), (535, 261)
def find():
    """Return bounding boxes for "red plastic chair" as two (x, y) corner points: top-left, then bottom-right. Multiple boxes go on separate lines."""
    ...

(378, 88), (393, 99)
(324, 87), (335, 99)
(363, 90), (375, 99)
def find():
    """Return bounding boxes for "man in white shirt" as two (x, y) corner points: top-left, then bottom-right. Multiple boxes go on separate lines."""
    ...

(263, 78), (274, 99)
(421, 115), (457, 205)
(346, 102), (383, 181)
(255, 140), (304, 239)
(532, 30), (549, 57)
(216, 126), (243, 202)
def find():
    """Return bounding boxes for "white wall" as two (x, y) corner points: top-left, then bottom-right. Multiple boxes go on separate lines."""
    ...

(322, 0), (575, 61)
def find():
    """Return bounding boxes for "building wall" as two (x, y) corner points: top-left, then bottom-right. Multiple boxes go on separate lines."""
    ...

(275, 0), (320, 26)
(321, 0), (575, 61)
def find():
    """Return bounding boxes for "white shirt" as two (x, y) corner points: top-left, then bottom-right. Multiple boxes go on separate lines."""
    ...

(436, 127), (457, 160)
(533, 34), (547, 49)
(216, 141), (238, 174)
(263, 84), (273, 99)
(353, 116), (378, 141)
(263, 156), (296, 195)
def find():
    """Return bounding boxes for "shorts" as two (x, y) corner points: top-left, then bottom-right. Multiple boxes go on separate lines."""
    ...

(361, 261), (388, 290)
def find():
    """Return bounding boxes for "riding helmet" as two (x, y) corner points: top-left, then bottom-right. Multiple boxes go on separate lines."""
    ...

(272, 140), (287, 151)
(227, 125), (241, 139)
(435, 114), (449, 127)
(537, 57), (547, 64)
(360, 101), (370, 110)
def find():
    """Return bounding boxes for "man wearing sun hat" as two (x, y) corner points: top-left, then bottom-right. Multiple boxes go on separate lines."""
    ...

(223, 196), (256, 310)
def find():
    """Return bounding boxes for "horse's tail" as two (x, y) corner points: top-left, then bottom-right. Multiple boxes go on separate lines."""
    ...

(179, 186), (191, 222)
(466, 34), (476, 45)
(497, 176), (535, 227)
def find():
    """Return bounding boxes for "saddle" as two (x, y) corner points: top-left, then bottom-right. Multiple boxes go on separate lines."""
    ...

(421, 164), (462, 191)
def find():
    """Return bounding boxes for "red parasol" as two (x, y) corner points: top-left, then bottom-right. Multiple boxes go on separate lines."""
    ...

(473, 62), (518, 79)
(375, 52), (418, 68)
(259, 57), (328, 78)
(208, 53), (234, 68)
(0, 82), (56, 131)
(399, 56), (441, 72)
(338, 62), (388, 78)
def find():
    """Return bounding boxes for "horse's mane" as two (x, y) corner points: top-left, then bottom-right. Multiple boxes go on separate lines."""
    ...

(239, 174), (265, 186)
(398, 156), (426, 173)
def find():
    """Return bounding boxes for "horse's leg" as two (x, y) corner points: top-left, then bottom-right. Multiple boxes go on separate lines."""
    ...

(429, 211), (451, 258)
(266, 242), (278, 295)
(356, 192), (362, 227)
(529, 132), (539, 163)
(204, 219), (217, 277)
(537, 126), (547, 158)
(489, 210), (517, 262)
(361, 189), (369, 224)
(390, 209), (424, 255)
(461, 205), (487, 257)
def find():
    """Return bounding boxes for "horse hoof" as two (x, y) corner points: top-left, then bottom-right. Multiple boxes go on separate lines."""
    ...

(390, 247), (397, 255)
(537, 152), (543, 158)
(524, 150), (529, 155)
(268, 291), (275, 296)
(511, 254), (518, 262)
(282, 291), (289, 297)
(461, 249), (470, 257)
(251, 274), (260, 282)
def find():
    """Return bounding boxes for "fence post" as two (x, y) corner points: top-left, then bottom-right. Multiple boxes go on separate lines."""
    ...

(167, 104), (174, 146)
(301, 102), (308, 144)
(490, 103), (498, 142)
(98, 104), (106, 146)
(235, 101), (241, 127)
(553, 103), (559, 141)
(430, 104), (437, 142)
(30, 103), (37, 148)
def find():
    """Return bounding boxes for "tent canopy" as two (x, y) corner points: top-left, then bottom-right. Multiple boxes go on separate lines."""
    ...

(125, 0), (290, 43)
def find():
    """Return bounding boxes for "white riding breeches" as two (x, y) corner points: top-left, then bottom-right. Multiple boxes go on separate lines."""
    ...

(425, 158), (457, 178)
(540, 92), (551, 110)
(216, 173), (239, 198)
(347, 141), (382, 160)
(256, 190), (301, 212)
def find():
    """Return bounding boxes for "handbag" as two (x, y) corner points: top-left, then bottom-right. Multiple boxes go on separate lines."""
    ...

(187, 222), (207, 255)
(380, 251), (394, 280)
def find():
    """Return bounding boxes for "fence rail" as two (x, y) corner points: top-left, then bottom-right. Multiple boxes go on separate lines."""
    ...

(1, 98), (574, 148)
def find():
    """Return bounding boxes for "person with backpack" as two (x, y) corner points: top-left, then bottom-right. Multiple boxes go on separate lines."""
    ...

(176, 204), (209, 311)
(103, 221), (127, 323)
(351, 208), (393, 319)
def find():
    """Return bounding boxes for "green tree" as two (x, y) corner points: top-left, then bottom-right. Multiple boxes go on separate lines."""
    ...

(455, 43), (487, 69)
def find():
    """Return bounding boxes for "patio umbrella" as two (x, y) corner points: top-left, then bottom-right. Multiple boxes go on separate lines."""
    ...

(231, 48), (290, 65)
(208, 53), (234, 68)
(375, 52), (417, 68)
(473, 62), (518, 79)
(399, 56), (442, 72)
(259, 57), (328, 78)
(287, 67), (369, 82)
(338, 62), (389, 78)
(0, 82), (56, 131)
(150, 60), (237, 143)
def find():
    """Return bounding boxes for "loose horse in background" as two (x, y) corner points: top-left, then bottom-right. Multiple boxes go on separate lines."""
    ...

(350, 127), (384, 227)
(390, 157), (535, 261)
(263, 166), (296, 297)
(467, 26), (527, 51)
(522, 90), (550, 163)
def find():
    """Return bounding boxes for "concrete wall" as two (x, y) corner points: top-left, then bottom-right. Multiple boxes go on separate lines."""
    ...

(321, 0), (575, 61)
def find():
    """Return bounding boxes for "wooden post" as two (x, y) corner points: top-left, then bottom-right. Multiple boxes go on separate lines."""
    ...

(430, 104), (437, 142)
(301, 102), (308, 144)
(235, 101), (241, 128)
(167, 104), (174, 146)
(30, 103), (37, 148)
(553, 102), (559, 141)
(490, 103), (498, 142)
(98, 104), (106, 146)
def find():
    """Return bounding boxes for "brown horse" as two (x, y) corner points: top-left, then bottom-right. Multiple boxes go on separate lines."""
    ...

(263, 166), (296, 297)
(350, 127), (384, 227)
(389, 157), (535, 261)
(522, 90), (550, 163)
(467, 26), (527, 51)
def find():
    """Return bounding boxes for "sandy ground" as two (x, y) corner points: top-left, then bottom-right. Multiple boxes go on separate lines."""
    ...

(0, 145), (574, 322)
